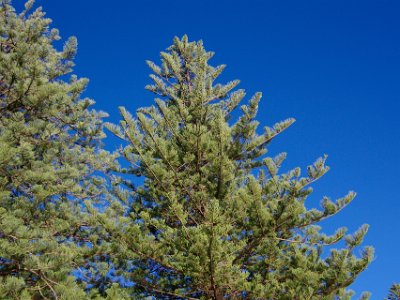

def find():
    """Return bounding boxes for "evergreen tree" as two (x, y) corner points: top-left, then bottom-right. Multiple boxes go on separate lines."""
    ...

(104, 36), (374, 299)
(0, 1), (114, 298)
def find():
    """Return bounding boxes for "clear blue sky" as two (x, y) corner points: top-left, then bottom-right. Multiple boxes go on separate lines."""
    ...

(15, 0), (400, 297)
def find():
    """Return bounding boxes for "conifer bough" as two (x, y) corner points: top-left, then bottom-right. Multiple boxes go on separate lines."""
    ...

(104, 35), (374, 299)
(0, 1), (114, 298)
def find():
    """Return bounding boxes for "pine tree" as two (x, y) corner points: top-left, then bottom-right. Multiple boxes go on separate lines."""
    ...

(0, 1), (114, 298)
(104, 36), (374, 299)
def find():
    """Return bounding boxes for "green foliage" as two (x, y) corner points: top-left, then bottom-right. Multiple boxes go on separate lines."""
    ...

(0, 1), (382, 299)
(387, 284), (400, 300)
(0, 1), (114, 298)
(103, 36), (374, 299)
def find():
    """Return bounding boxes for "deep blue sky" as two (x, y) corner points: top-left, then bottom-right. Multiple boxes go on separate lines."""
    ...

(15, 0), (400, 297)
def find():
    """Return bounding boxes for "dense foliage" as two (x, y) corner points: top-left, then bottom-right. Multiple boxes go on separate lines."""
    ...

(1, 1), (393, 299)
(103, 36), (373, 299)
(0, 1), (114, 298)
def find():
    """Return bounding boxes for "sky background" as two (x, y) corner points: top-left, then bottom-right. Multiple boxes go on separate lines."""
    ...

(14, 0), (400, 297)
